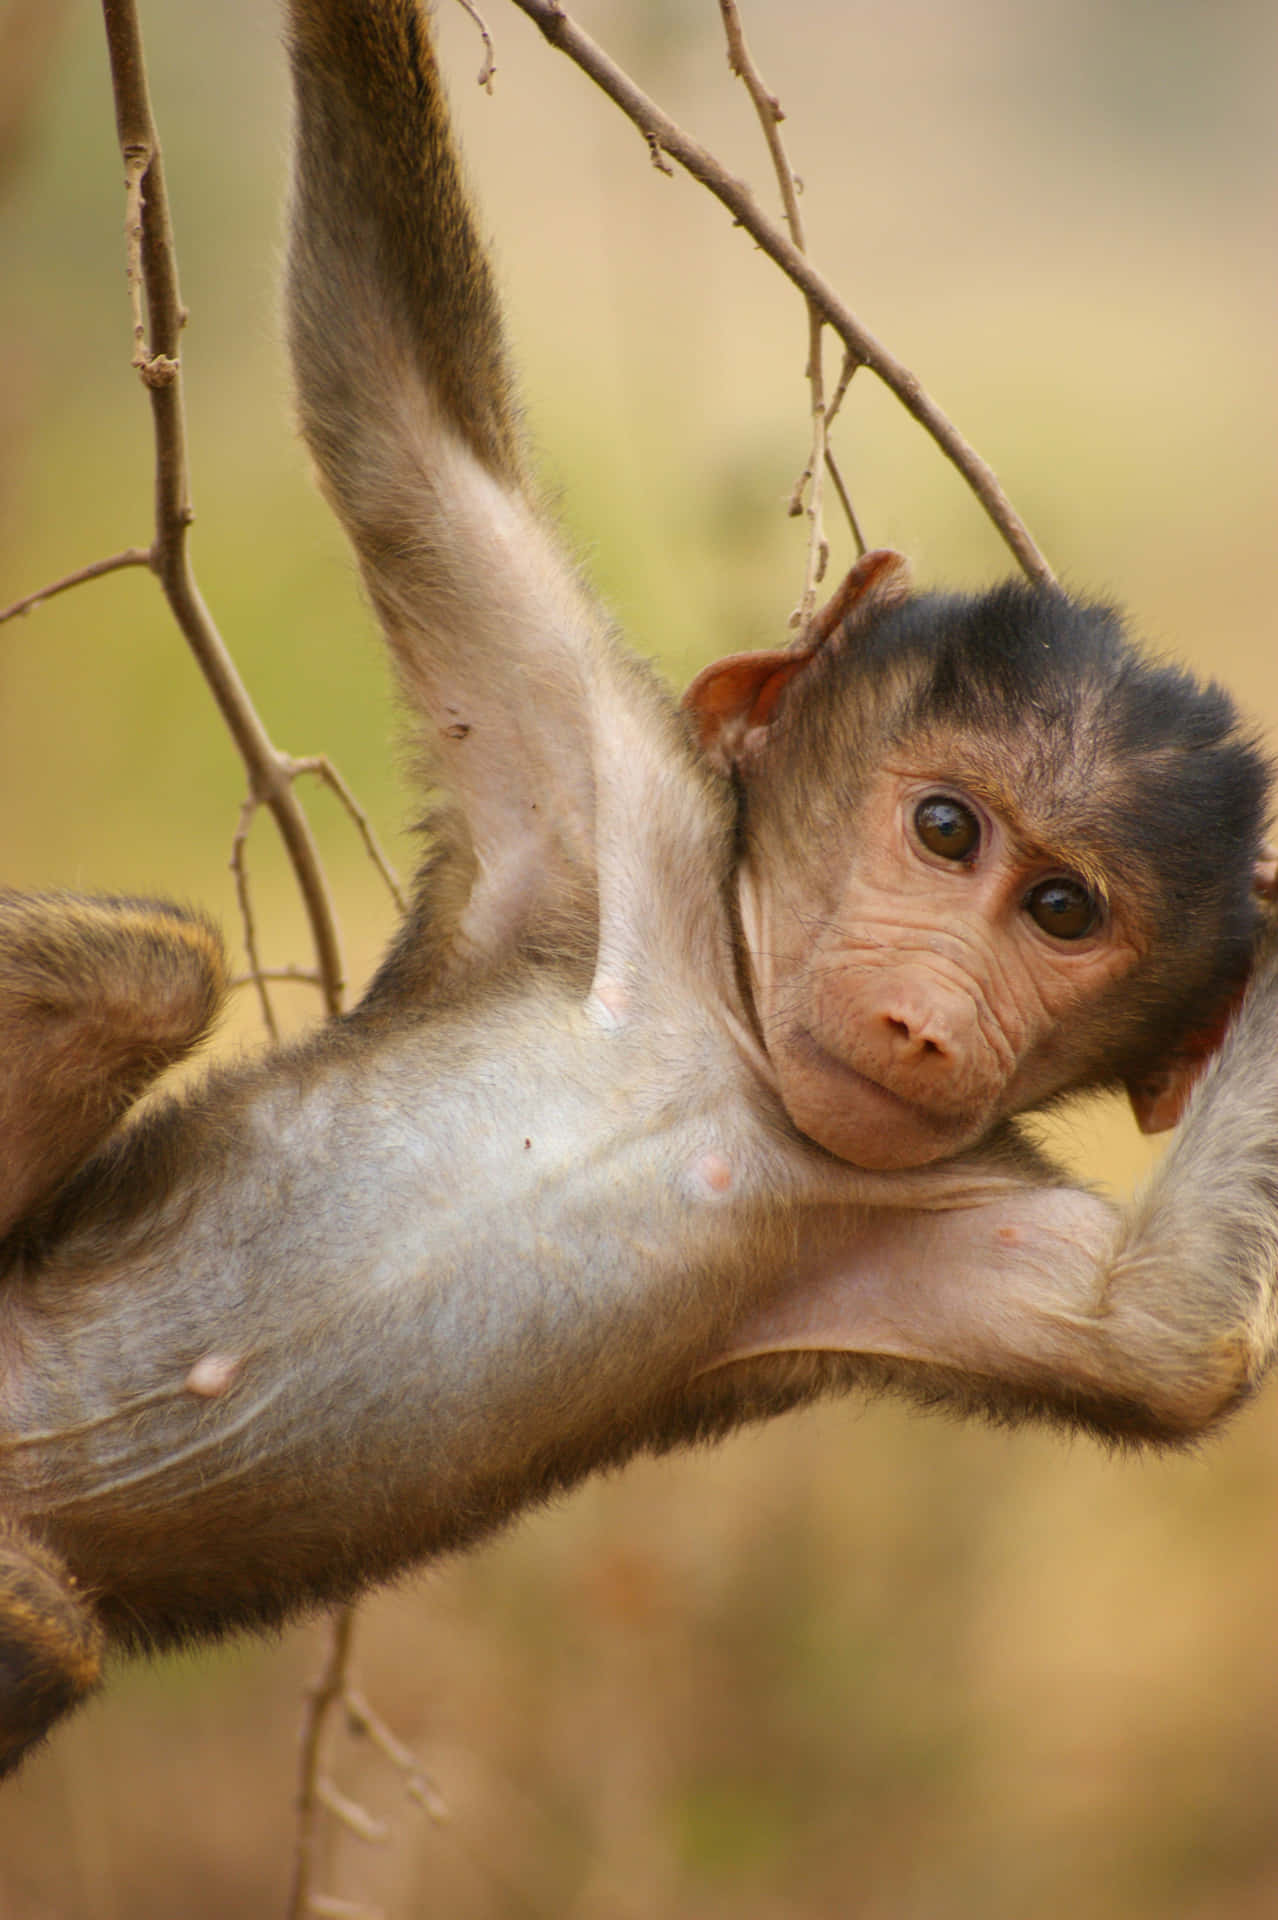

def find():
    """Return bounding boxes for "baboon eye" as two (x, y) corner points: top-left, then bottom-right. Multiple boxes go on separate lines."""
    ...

(914, 795), (980, 862)
(1025, 877), (1099, 941)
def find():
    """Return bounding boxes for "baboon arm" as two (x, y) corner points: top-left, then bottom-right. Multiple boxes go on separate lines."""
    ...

(285, 0), (615, 970)
(284, 2), (737, 992)
(708, 1182), (1269, 1440)
(708, 961), (1278, 1439)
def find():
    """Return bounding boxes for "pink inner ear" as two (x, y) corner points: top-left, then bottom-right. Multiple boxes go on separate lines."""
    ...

(1127, 976), (1254, 1135)
(684, 649), (801, 720)
(683, 548), (913, 774)
(1127, 1067), (1198, 1135)
(681, 649), (809, 764)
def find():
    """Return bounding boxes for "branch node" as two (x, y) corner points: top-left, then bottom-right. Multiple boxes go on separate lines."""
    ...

(138, 351), (178, 388)
(287, 755), (407, 913)
(646, 132), (672, 176)
(507, 0), (1055, 583)
(344, 1687), (451, 1822)
(533, 0), (567, 47)
(451, 0), (496, 90)
(315, 1778), (390, 1847)
(101, 0), (349, 1018)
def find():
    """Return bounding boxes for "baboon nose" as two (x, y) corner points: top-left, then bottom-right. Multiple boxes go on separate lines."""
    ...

(879, 1002), (960, 1070)
(885, 1015), (944, 1056)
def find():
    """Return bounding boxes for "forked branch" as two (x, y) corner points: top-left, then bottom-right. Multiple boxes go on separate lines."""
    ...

(718, 0), (832, 623)
(100, 0), (346, 1015)
(97, 1), (373, 1900)
(508, 0), (1055, 586)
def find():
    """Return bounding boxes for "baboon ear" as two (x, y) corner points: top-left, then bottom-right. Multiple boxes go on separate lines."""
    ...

(1134, 855), (1278, 1132)
(1126, 1054), (1213, 1135)
(1127, 989), (1254, 1134)
(791, 547), (912, 653)
(681, 648), (811, 776)
(682, 549), (911, 775)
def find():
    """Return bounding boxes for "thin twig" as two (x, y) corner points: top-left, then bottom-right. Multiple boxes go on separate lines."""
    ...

(288, 1610), (442, 1918)
(289, 1605), (361, 1920)
(719, 0), (830, 623)
(508, 0), (1055, 586)
(315, 1779), (390, 1846)
(288, 757), (408, 914)
(825, 447), (867, 558)
(228, 967), (325, 992)
(0, 546), (153, 624)
(345, 1687), (450, 1819)
(822, 349), (867, 555)
(100, 0), (347, 1015)
(452, 0), (496, 90)
(229, 795), (279, 1042)
(826, 346), (858, 432)
(98, 16), (366, 1899)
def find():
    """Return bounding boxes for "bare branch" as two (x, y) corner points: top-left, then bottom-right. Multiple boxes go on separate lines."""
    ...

(0, 546), (153, 625)
(228, 967), (325, 992)
(315, 1779), (389, 1846)
(825, 447), (867, 559)
(820, 350), (868, 556)
(39, 6), (445, 1911)
(719, 0), (832, 622)
(229, 795), (280, 1043)
(288, 1608), (442, 1918)
(452, 0), (496, 91)
(345, 1687), (450, 1819)
(826, 347), (858, 431)
(507, 0), (1055, 586)
(289, 1605), (361, 1920)
(99, 0), (347, 1015)
(288, 756), (408, 915)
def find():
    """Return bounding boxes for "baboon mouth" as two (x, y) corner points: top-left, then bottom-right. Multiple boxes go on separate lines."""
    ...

(794, 1030), (972, 1133)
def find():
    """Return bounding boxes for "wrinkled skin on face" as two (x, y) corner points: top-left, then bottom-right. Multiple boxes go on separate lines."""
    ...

(739, 756), (1143, 1170)
(684, 550), (1269, 1162)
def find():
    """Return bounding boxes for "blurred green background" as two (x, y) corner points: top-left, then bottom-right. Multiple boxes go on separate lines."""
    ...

(2, 0), (1277, 1913)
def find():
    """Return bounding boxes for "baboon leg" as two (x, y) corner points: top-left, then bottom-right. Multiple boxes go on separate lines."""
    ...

(0, 1520), (104, 1775)
(0, 892), (226, 1235)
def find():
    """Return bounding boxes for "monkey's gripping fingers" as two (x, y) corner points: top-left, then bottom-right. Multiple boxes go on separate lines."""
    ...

(0, 1521), (103, 1777)
(1107, 911), (1278, 1405)
(0, 892), (227, 1237)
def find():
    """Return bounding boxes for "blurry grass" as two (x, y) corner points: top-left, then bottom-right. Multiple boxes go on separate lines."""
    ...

(2, 0), (1278, 1915)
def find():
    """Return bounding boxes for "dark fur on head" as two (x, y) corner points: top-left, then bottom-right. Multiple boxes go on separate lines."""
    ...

(747, 581), (1272, 1092)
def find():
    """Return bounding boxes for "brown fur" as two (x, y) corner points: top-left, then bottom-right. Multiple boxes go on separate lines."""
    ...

(0, 0), (1274, 1778)
(0, 893), (225, 1238)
